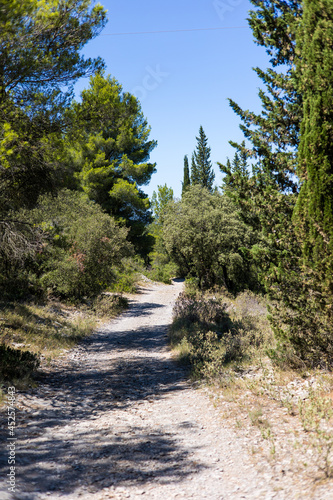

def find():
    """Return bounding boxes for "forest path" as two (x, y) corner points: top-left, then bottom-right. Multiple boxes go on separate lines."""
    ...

(0, 280), (312, 499)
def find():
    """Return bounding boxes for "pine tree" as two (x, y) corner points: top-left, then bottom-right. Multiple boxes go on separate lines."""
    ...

(70, 73), (157, 257)
(229, 1), (302, 196)
(182, 155), (190, 196)
(219, 142), (249, 196)
(190, 126), (215, 191)
(219, 143), (256, 227)
(0, 0), (107, 211)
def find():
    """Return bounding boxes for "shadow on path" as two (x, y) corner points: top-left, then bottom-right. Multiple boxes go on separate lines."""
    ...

(0, 283), (206, 499)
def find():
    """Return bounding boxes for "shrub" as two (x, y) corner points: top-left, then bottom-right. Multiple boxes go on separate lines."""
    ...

(0, 344), (40, 381)
(29, 190), (133, 299)
(170, 290), (274, 380)
(93, 293), (128, 317)
(173, 291), (228, 327)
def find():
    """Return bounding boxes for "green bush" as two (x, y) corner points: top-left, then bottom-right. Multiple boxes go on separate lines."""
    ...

(28, 190), (133, 299)
(147, 259), (178, 284)
(93, 293), (128, 317)
(163, 186), (257, 291)
(170, 290), (274, 380)
(0, 344), (40, 381)
(108, 257), (144, 293)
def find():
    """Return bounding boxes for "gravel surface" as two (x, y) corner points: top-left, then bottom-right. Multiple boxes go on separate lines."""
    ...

(0, 279), (332, 499)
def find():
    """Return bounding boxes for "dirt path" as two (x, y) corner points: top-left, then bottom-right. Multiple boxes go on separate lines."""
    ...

(0, 280), (330, 499)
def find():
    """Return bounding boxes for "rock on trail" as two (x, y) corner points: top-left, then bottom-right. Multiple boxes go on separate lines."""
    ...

(0, 280), (316, 499)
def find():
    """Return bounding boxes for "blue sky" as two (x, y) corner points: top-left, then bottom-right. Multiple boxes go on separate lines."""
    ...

(76, 0), (270, 199)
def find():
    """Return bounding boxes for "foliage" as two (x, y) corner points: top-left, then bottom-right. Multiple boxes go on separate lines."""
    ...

(295, 0), (333, 264)
(0, 0), (106, 105)
(0, 0), (108, 299)
(163, 185), (257, 291)
(151, 184), (174, 225)
(289, 0), (333, 364)
(69, 72), (157, 257)
(190, 126), (215, 191)
(173, 292), (229, 327)
(146, 260), (178, 284)
(0, 344), (40, 381)
(93, 294), (128, 318)
(219, 141), (257, 227)
(0, 0), (107, 212)
(27, 189), (133, 299)
(108, 256), (144, 293)
(182, 155), (190, 196)
(170, 289), (274, 380)
(148, 184), (176, 283)
(223, 0), (333, 365)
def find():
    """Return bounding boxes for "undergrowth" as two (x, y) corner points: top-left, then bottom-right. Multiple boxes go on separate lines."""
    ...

(169, 286), (274, 381)
(169, 282), (333, 479)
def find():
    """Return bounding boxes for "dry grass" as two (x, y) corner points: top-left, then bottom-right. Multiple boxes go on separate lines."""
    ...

(170, 286), (333, 486)
(0, 294), (128, 399)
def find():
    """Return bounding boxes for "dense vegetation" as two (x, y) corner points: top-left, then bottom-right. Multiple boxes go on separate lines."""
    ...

(1, 0), (333, 388)
(159, 0), (333, 369)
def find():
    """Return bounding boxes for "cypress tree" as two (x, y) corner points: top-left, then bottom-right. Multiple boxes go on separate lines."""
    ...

(191, 126), (215, 191)
(190, 153), (199, 185)
(295, 0), (333, 270)
(292, 0), (333, 359)
(182, 155), (191, 196)
(226, 0), (333, 364)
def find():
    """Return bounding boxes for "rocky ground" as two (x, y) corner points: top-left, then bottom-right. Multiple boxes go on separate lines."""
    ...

(0, 279), (332, 499)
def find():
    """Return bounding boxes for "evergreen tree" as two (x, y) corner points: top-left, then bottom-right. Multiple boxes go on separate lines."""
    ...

(219, 143), (255, 227)
(190, 153), (199, 185)
(0, 0), (107, 292)
(182, 155), (190, 196)
(0, 0), (106, 108)
(291, 0), (333, 360)
(229, 1), (302, 197)
(69, 73), (157, 257)
(190, 126), (215, 191)
(226, 0), (333, 364)
(219, 142), (249, 196)
(295, 0), (333, 271)
(0, 0), (107, 211)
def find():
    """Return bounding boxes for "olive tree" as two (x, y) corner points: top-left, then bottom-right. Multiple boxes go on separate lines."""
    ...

(163, 185), (256, 291)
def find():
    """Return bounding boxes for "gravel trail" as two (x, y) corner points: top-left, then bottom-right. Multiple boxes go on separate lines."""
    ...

(0, 280), (327, 499)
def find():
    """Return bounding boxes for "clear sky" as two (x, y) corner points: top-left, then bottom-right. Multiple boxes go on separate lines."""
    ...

(75, 0), (270, 199)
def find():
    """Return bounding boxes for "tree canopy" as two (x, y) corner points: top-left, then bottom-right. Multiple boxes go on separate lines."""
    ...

(163, 185), (255, 291)
(0, 0), (107, 213)
(69, 72), (157, 256)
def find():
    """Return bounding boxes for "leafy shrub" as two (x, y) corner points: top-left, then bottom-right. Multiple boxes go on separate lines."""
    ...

(170, 290), (274, 380)
(163, 186), (257, 291)
(147, 259), (178, 284)
(109, 257), (143, 293)
(0, 344), (40, 381)
(28, 190), (133, 299)
(173, 292), (228, 326)
(93, 294), (128, 317)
